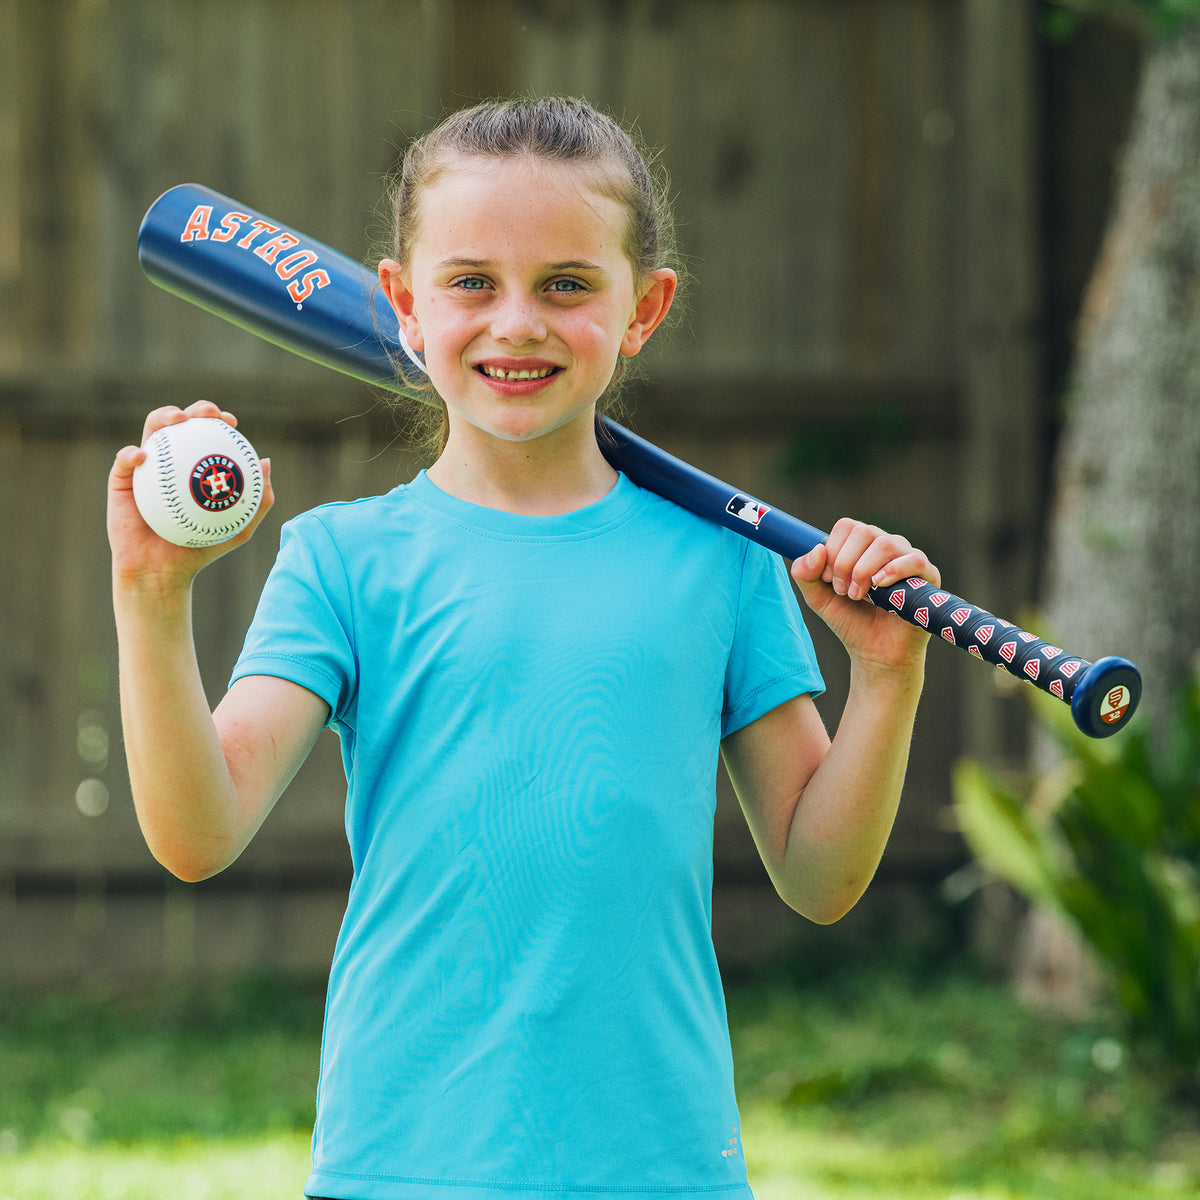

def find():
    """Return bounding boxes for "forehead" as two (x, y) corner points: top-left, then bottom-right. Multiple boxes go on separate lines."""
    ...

(413, 155), (631, 263)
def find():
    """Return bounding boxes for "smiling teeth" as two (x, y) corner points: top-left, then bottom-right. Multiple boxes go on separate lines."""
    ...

(481, 365), (556, 381)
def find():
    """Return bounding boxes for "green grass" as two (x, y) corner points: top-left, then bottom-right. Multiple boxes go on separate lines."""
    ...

(727, 968), (1199, 1198)
(0, 966), (1196, 1199)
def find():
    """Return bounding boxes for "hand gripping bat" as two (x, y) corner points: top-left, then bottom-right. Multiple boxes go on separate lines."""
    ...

(137, 183), (1141, 738)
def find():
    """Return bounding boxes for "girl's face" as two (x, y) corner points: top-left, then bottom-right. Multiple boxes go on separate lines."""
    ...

(381, 155), (675, 449)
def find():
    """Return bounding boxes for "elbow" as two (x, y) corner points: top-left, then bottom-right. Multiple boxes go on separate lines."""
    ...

(145, 832), (235, 884)
(154, 849), (225, 884)
(800, 898), (858, 926)
(164, 860), (222, 885)
(776, 878), (868, 926)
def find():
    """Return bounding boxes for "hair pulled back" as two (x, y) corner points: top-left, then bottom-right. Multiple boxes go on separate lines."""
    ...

(388, 95), (676, 283)
(382, 96), (678, 451)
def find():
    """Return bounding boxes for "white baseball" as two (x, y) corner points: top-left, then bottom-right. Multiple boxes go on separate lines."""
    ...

(132, 417), (264, 548)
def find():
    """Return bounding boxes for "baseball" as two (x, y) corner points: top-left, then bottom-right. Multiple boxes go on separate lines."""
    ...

(132, 417), (264, 547)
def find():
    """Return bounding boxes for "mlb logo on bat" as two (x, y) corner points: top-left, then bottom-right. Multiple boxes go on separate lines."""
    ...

(726, 496), (770, 526)
(724, 494), (772, 528)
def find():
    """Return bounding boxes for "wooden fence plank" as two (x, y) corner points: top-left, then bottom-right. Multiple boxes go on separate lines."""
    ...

(1, 0), (1018, 979)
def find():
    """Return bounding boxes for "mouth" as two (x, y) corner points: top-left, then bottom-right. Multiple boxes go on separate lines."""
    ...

(476, 363), (562, 383)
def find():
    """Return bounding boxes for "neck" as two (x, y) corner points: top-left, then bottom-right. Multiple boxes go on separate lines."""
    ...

(426, 415), (618, 515)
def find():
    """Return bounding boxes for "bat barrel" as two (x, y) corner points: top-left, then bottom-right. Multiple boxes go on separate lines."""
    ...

(137, 183), (427, 396)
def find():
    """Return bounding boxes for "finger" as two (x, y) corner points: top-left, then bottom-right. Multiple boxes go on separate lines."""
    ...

(182, 400), (237, 426)
(845, 534), (916, 600)
(819, 517), (859, 584)
(870, 549), (940, 591)
(140, 406), (191, 444)
(110, 444), (146, 483)
(140, 403), (237, 445)
(825, 521), (888, 598)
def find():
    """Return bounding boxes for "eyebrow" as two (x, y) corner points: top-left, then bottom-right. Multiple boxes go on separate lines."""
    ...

(436, 257), (606, 273)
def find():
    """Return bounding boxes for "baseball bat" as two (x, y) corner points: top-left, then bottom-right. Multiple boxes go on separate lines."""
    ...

(137, 183), (1141, 738)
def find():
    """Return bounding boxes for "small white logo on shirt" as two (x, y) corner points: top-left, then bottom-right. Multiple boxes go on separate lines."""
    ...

(721, 1126), (741, 1158)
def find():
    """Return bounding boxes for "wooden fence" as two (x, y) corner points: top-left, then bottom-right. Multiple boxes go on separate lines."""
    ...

(0, 0), (1049, 983)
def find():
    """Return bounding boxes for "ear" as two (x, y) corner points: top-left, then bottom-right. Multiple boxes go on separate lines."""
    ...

(620, 269), (677, 357)
(379, 258), (424, 352)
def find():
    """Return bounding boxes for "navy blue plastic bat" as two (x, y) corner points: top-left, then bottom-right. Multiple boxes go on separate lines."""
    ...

(138, 183), (1142, 737)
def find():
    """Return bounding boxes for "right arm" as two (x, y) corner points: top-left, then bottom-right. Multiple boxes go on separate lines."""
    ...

(109, 403), (328, 882)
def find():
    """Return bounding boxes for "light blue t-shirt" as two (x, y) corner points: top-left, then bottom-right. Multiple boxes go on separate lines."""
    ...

(231, 470), (823, 1200)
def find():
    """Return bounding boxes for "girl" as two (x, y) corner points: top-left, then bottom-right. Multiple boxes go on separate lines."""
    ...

(109, 97), (938, 1200)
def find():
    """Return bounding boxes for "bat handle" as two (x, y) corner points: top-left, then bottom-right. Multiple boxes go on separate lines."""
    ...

(868, 578), (1142, 737)
(599, 421), (1142, 738)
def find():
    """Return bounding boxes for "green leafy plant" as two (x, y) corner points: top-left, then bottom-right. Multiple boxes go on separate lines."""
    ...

(1042, 0), (1200, 40)
(953, 671), (1200, 1091)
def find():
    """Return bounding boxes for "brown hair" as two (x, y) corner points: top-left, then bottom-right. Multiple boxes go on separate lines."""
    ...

(382, 96), (679, 455)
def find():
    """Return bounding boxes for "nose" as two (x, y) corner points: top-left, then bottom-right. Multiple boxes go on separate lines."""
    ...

(490, 292), (547, 346)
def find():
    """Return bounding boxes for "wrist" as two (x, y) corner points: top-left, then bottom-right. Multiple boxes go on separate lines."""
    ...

(847, 651), (926, 701)
(112, 567), (196, 620)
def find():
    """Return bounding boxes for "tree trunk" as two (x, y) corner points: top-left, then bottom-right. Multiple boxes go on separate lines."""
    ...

(1017, 21), (1200, 1016)
(1043, 23), (1200, 734)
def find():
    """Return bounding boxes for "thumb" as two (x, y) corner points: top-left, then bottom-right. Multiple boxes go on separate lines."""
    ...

(789, 542), (827, 586)
(789, 543), (837, 613)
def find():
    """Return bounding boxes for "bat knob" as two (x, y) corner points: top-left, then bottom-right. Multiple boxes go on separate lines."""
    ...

(1070, 656), (1142, 738)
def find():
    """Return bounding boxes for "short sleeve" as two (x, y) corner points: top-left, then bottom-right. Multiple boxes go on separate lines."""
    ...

(722, 541), (824, 738)
(229, 513), (357, 725)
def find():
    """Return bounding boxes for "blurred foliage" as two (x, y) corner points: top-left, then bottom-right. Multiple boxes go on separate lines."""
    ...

(1042, 0), (1200, 40)
(953, 671), (1200, 1093)
(730, 967), (1197, 1197)
(0, 972), (326, 1148)
(778, 402), (913, 483)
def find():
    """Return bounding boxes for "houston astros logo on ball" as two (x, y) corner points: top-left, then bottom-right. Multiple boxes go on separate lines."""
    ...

(133, 417), (264, 548)
(191, 453), (245, 511)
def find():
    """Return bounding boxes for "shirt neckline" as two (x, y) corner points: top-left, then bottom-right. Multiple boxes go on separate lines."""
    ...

(406, 469), (641, 540)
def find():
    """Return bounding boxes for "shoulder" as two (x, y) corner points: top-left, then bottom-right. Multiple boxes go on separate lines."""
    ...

(279, 481), (426, 546)
(623, 478), (753, 560)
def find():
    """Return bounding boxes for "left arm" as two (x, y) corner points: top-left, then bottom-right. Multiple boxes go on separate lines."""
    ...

(721, 519), (937, 925)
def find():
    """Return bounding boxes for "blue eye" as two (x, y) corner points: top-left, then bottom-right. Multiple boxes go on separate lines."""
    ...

(453, 276), (489, 291)
(548, 278), (584, 293)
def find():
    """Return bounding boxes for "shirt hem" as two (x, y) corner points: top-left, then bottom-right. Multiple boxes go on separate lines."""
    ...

(305, 1167), (753, 1199)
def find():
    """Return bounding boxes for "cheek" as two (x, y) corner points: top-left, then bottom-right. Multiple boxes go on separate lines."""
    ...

(568, 307), (629, 361)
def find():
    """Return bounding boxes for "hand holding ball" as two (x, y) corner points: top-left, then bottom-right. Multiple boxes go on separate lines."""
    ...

(133, 418), (264, 547)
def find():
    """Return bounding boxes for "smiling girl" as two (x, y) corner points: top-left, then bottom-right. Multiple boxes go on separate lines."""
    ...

(108, 97), (939, 1200)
